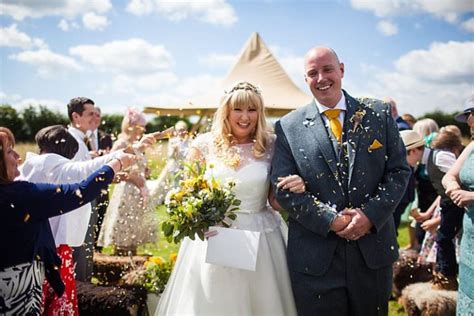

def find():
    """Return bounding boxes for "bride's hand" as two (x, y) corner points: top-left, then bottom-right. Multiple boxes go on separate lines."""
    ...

(277, 175), (306, 193)
(204, 230), (218, 239)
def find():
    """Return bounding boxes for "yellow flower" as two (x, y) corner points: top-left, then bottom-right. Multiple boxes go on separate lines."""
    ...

(183, 179), (195, 189)
(169, 253), (177, 263)
(148, 256), (164, 265)
(200, 181), (209, 190)
(211, 178), (219, 189)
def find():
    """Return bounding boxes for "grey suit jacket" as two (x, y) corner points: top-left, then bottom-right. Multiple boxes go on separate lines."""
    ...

(271, 91), (410, 276)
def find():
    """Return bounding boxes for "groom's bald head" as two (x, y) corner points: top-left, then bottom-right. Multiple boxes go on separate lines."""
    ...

(304, 47), (340, 71)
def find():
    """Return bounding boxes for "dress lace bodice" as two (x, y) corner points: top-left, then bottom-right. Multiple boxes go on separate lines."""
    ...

(191, 133), (274, 213)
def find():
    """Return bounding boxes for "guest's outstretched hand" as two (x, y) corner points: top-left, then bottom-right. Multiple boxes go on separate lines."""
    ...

(107, 152), (139, 174)
(336, 208), (373, 240)
(132, 127), (176, 153)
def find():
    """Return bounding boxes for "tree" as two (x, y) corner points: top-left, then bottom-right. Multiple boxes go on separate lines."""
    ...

(0, 104), (27, 141)
(101, 114), (123, 137)
(146, 116), (191, 133)
(21, 105), (68, 141)
(421, 111), (470, 137)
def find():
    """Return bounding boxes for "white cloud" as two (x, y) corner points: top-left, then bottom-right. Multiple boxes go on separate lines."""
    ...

(111, 72), (179, 95)
(377, 20), (398, 36)
(0, 24), (47, 49)
(198, 53), (237, 68)
(0, 0), (112, 21)
(58, 19), (70, 31)
(350, 0), (473, 23)
(395, 41), (473, 83)
(126, 0), (237, 26)
(461, 17), (474, 32)
(70, 39), (173, 74)
(9, 49), (82, 78)
(348, 40), (473, 116)
(82, 12), (109, 31)
(57, 19), (80, 31)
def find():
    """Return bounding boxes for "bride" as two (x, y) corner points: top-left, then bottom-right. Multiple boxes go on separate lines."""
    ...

(156, 82), (303, 315)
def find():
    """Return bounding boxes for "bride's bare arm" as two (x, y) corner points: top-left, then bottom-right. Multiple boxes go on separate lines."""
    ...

(186, 147), (205, 164)
(268, 185), (283, 211)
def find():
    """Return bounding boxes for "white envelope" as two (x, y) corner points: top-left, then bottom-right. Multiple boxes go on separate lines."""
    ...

(205, 227), (261, 271)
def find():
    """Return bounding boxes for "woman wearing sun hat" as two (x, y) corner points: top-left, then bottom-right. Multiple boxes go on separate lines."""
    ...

(443, 95), (474, 314)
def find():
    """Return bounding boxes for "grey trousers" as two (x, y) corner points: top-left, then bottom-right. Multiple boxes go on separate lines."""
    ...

(290, 239), (392, 316)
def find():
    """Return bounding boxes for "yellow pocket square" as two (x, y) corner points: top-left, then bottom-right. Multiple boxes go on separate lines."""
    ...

(368, 139), (383, 152)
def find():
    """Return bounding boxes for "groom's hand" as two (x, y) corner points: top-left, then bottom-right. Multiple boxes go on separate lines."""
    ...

(330, 214), (351, 232)
(336, 208), (373, 240)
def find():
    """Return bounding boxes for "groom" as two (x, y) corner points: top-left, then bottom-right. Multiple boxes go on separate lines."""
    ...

(271, 47), (410, 315)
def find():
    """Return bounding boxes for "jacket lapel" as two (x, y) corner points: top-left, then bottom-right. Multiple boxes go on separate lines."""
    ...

(304, 101), (340, 181)
(344, 92), (363, 186)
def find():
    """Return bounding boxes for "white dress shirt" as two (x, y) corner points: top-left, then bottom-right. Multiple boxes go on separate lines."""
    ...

(18, 151), (120, 246)
(314, 94), (347, 130)
(68, 126), (92, 161)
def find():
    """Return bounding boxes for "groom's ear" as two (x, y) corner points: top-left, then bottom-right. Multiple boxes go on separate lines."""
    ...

(340, 63), (345, 78)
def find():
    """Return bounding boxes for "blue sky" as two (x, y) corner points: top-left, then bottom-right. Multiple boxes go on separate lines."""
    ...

(1, 0), (473, 117)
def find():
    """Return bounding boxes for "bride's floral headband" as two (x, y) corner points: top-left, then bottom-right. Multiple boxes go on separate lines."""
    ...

(225, 82), (262, 96)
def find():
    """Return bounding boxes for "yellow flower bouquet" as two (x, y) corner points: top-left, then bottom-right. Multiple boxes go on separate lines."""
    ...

(162, 162), (240, 243)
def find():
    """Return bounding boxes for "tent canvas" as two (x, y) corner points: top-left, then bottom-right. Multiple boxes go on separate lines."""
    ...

(144, 32), (311, 117)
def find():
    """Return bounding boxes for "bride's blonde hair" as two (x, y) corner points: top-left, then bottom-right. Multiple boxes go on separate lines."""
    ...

(211, 82), (269, 164)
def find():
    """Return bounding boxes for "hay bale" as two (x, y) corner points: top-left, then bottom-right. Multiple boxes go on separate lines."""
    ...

(393, 250), (433, 298)
(76, 281), (147, 316)
(93, 252), (147, 284)
(399, 282), (457, 316)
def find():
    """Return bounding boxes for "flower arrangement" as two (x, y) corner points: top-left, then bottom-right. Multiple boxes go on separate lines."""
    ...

(161, 162), (240, 244)
(122, 254), (177, 294)
(350, 109), (366, 133)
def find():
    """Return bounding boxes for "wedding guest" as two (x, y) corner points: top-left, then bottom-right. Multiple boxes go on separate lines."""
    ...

(148, 120), (191, 207)
(98, 108), (157, 256)
(0, 126), (134, 315)
(66, 97), (98, 281)
(411, 118), (440, 249)
(167, 120), (190, 186)
(156, 82), (301, 315)
(402, 113), (417, 129)
(442, 95), (474, 311)
(395, 130), (426, 232)
(19, 125), (156, 314)
(384, 97), (410, 130)
(427, 129), (465, 290)
(413, 118), (439, 148)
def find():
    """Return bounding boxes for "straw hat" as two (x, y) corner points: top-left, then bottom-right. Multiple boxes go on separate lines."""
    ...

(400, 130), (426, 150)
(455, 95), (474, 123)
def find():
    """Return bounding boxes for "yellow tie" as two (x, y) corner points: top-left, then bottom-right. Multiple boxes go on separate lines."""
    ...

(324, 109), (342, 142)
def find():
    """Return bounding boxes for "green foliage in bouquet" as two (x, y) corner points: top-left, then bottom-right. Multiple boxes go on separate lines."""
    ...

(162, 162), (240, 243)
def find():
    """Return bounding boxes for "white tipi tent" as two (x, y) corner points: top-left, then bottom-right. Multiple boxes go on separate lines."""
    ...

(144, 32), (311, 117)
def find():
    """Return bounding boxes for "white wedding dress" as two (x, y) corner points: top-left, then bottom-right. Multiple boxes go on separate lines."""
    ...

(155, 133), (296, 316)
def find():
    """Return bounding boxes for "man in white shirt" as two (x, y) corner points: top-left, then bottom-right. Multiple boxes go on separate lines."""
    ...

(67, 97), (99, 282)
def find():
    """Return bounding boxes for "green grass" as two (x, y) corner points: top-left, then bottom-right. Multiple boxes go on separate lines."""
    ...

(391, 221), (410, 316)
(138, 205), (179, 259)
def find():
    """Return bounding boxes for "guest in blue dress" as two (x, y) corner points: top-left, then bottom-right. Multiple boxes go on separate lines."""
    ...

(443, 96), (474, 314)
(0, 127), (136, 315)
